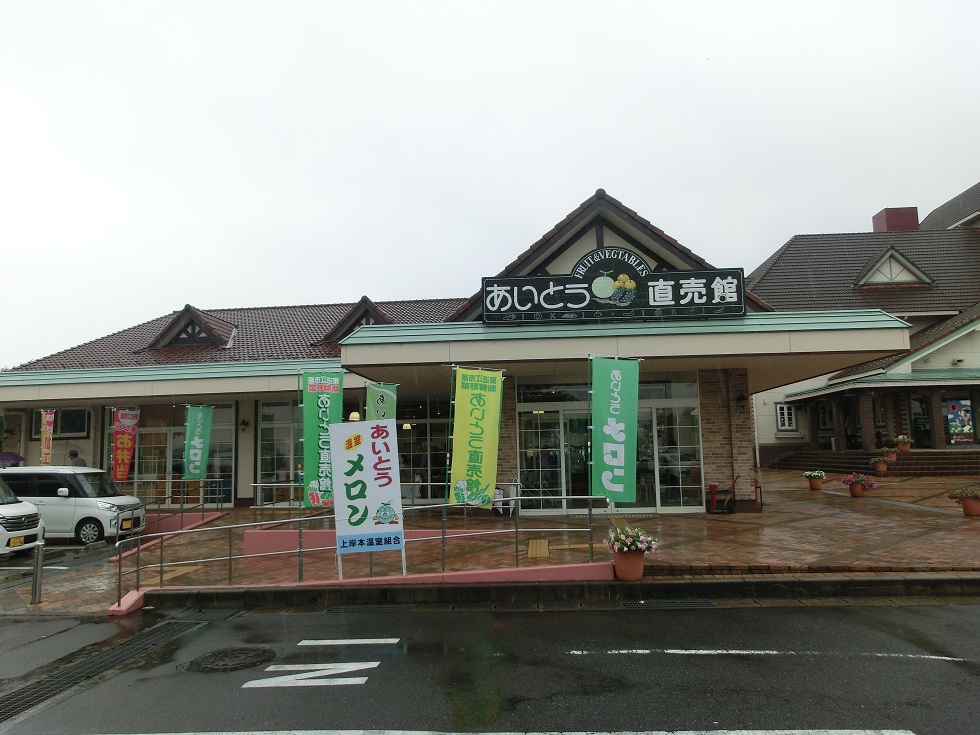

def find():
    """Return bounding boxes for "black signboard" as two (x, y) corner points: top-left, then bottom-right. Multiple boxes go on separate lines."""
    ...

(482, 248), (745, 325)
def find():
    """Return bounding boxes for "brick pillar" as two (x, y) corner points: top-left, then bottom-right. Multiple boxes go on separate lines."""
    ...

(698, 368), (754, 501)
(496, 376), (519, 485)
(808, 402), (821, 450)
(858, 391), (876, 451)
(970, 390), (980, 446)
(929, 390), (946, 449)
(832, 396), (847, 451)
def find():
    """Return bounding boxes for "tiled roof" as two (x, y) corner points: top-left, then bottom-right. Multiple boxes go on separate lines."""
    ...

(13, 299), (466, 372)
(829, 299), (980, 380)
(747, 228), (980, 313)
(920, 180), (980, 229)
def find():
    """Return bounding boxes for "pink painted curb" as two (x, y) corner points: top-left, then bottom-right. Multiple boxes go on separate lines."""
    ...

(108, 561), (615, 614)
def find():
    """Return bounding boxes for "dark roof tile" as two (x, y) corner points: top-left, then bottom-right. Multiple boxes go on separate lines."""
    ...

(747, 229), (980, 313)
(920, 180), (980, 229)
(13, 299), (466, 371)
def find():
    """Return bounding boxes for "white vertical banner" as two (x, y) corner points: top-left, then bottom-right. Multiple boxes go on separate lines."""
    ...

(330, 419), (405, 555)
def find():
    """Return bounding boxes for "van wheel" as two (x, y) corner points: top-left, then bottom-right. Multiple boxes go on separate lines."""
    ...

(75, 519), (105, 545)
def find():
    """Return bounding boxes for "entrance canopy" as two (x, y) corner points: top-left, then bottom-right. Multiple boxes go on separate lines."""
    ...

(340, 309), (910, 394)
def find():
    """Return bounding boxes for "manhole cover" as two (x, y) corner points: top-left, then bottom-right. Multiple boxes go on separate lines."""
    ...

(189, 647), (277, 672)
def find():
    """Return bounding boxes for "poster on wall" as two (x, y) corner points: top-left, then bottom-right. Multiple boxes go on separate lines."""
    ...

(366, 383), (397, 420)
(301, 371), (344, 509)
(590, 356), (639, 503)
(946, 400), (973, 445)
(111, 409), (140, 482)
(39, 410), (55, 465)
(183, 405), (213, 480)
(449, 368), (503, 508)
(330, 419), (404, 554)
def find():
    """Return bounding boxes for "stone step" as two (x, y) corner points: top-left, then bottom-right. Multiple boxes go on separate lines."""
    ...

(771, 450), (980, 477)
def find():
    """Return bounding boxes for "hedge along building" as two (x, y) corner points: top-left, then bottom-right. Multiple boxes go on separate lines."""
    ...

(0, 190), (909, 513)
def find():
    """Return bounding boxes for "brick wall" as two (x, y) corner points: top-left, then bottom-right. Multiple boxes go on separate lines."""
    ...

(496, 376), (519, 485)
(698, 368), (755, 500)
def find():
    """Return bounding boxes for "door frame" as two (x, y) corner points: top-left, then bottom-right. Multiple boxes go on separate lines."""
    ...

(516, 399), (704, 514)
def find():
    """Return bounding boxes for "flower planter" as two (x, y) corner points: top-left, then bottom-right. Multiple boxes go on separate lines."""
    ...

(872, 461), (888, 473)
(897, 441), (911, 453)
(612, 550), (646, 581)
(884, 450), (898, 462)
(807, 478), (823, 491)
(849, 482), (867, 497)
(959, 496), (980, 517)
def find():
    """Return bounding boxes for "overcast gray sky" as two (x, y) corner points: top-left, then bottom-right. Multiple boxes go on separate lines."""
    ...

(2, 1), (978, 369)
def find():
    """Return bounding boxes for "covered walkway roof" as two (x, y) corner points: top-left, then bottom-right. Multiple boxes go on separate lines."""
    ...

(340, 309), (910, 394)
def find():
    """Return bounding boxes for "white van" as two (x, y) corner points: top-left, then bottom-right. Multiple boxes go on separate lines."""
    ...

(0, 475), (44, 555)
(0, 467), (144, 545)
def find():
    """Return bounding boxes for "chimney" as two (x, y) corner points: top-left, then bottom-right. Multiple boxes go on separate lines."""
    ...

(872, 207), (919, 232)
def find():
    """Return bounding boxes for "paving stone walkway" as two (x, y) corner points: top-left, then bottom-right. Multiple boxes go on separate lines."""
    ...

(2, 468), (978, 616)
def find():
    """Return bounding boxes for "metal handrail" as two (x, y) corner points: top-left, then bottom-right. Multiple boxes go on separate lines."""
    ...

(114, 492), (615, 606)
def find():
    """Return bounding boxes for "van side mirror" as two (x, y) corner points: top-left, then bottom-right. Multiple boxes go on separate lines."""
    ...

(57, 487), (70, 498)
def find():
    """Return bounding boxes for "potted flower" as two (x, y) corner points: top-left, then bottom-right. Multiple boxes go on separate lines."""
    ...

(841, 472), (877, 497)
(895, 434), (913, 453)
(869, 455), (890, 473)
(946, 488), (980, 517)
(803, 470), (825, 491)
(604, 522), (658, 581)
(882, 443), (898, 463)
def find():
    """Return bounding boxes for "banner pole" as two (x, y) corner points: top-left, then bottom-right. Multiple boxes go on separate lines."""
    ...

(443, 365), (457, 574)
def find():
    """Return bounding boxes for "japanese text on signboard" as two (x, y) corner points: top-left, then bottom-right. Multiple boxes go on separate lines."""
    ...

(331, 420), (405, 553)
(482, 268), (745, 324)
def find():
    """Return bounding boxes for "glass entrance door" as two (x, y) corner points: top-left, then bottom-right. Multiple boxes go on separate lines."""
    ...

(654, 405), (703, 509)
(563, 412), (590, 510)
(517, 402), (703, 514)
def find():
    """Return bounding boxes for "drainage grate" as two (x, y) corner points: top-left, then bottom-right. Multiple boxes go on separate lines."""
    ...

(327, 604), (414, 613)
(0, 620), (199, 724)
(624, 599), (716, 609)
(170, 608), (243, 623)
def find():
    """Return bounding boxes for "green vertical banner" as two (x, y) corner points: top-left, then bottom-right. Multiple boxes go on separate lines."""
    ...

(301, 371), (344, 508)
(183, 405), (213, 481)
(449, 368), (503, 507)
(366, 383), (397, 420)
(590, 357), (639, 503)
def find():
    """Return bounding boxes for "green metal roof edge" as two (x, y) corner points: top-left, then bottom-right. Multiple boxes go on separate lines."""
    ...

(341, 309), (909, 345)
(786, 368), (980, 399)
(0, 359), (342, 387)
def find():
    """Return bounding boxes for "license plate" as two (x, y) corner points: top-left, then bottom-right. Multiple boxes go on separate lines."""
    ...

(10, 537), (24, 548)
(121, 519), (133, 531)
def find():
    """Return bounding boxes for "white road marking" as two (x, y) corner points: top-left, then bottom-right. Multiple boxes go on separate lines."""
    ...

(242, 662), (380, 688)
(298, 638), (400, 646)
(86, 729), (920, 734)
(569, 648), (968, 662)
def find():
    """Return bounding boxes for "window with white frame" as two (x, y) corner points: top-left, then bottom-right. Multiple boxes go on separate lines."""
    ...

(776, 403), (797, 431)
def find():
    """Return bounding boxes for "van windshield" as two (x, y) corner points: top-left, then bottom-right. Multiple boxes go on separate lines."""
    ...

(0, 478), (18, 505)
(76, 473), (126, 498)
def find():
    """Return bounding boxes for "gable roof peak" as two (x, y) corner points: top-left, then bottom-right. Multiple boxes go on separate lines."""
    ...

(143, 303), (237, 351)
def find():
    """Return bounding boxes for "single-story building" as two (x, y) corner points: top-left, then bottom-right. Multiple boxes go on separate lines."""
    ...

(0, 190), (909, 512)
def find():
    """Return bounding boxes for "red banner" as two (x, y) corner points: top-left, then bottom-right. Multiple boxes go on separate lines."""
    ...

(111, 409), (140, 482)
(39, 410), (55, 465)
